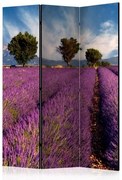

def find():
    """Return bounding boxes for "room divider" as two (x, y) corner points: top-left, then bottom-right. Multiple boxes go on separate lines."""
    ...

(3, 3), (119, 170)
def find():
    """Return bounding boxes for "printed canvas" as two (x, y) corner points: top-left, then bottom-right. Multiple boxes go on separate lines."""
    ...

(3, 3), (119, 171)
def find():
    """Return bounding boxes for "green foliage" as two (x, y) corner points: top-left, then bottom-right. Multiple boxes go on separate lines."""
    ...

(85, 48), (102, 66)
(95, 61), (111, 67)
(57, 37), (81, 66)
(8, 32), (38, 67)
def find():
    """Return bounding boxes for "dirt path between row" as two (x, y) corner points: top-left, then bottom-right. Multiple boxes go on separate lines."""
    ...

(90, 69), (110, 170)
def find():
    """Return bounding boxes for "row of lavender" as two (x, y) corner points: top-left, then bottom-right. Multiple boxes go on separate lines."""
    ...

(79, 68), (96, 167)
(42, 77), (79, 167)
(42, 68), (80, 168)
(98, 68), (119, 170)
(3, 67), (39, 168)
(107, 66), (118, 75)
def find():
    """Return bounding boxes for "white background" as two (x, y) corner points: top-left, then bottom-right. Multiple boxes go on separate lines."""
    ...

(0, 0), (121, 180)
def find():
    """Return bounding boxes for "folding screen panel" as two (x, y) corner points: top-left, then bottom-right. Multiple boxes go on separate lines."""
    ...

(3, 5), (40, 168)
(79, 3), (119, 170)
(41, 5), (80, 168)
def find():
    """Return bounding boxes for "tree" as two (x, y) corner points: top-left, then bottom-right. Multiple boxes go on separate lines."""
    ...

(85, 48), (102, 66)
(8, 32), (38, 67)
(57, 37), (81, 66)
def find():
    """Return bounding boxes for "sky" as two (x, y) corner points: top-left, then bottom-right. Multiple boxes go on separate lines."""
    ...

(3, 3), (118, 60)
(42, 3), (118, 60)
(80, 3), (118, 60)
(42, 5), (79, 60)
(3, 5), (39, 55)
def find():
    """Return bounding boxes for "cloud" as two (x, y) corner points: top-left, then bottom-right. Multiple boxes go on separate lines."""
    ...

(19, 9), (39, 51)
(3, 45), (8, 51)
(101, 20), (114, 29)
(42, 8), (79, 60)
(80, 20), (118, 60)
(100, 20), (116, 34)
(4, 22), (22, 41)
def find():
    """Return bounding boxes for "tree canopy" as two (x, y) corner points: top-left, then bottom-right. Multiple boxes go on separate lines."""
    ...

(57, 37), (81, 66)
(8, 32), (38, 67)
(85, 48), (102, 66)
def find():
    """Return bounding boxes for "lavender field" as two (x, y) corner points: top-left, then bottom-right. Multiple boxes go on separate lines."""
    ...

(42, 67), (119, 170)
(3, 67), (39, 168)
(3, 66), (119, 170)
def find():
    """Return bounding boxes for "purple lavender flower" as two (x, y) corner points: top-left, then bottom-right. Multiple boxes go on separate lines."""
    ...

(98, 67), (118, 170)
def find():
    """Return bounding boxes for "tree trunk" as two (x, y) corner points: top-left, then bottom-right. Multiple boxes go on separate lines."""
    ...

(87, 62), (89, 66)
(67, 61), (71, 67)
